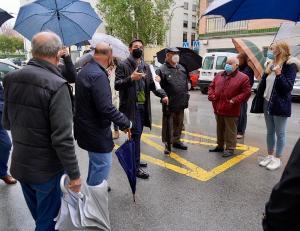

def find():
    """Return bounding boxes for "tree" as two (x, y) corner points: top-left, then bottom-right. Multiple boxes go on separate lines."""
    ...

(97, 0), (173, 45)
(0, 35), (24, 53)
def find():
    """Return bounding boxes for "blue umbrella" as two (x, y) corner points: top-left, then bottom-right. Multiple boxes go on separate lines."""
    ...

(0, 8), (13, 27)
(115, 138), (137, 202)
(204, 0), (300, 23)
(14, 0), (102, 46)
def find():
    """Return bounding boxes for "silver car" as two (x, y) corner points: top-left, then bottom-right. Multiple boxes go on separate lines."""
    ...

(292, 78), (300, 97)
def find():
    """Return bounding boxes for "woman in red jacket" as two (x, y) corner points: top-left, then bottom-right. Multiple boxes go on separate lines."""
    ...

(208, 57), (251, 157)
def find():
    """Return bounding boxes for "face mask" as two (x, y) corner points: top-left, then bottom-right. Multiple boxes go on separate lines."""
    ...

(224, 64), (234, 74)
(172, 54), (180, 64)
(132, 48), (143, 59)
(267, 50), (274, 60)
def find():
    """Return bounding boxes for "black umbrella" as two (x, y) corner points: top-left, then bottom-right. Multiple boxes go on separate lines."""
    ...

(0, 8), (13, 27)
(156, 47), (202, 72)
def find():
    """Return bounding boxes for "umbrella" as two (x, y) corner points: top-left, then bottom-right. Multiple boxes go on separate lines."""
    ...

(204, 0), (300, 23)
(0, 8), (13, 27)
(232, 38), (266, 79)
(55, 174), (111, 231)
(90, 33), (130, 59)
(156, 48), (203, 72)
(14, 0), (102, 46)
(115, 136), (137, 202)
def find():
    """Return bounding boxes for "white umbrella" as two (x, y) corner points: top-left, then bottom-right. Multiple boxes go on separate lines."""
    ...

(90, 33), (130, 59)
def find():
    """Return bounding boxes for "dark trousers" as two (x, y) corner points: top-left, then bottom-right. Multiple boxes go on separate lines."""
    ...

(162, 109), (184, 144)
(132, 104), (145, 170)
(20, 173), (63, 231)
(0, 112), (12, 178)
(237, 102), (248, 135)
(215, 115), (238, 150)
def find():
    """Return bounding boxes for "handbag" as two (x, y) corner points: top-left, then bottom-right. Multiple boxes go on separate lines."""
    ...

(250, 93), (264, 113)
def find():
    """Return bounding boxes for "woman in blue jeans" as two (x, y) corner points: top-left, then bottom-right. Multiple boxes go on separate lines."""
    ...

(257, 41), (300, 170)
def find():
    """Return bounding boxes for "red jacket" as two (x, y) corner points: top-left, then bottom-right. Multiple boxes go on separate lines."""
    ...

(208, 70), (251, 117)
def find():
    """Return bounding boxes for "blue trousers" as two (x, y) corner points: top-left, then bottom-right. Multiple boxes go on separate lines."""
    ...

(0, 112), (12, 178)
(237, 102), (248, 135)
(20, 173), (63, 231)
(132, 104), (145, 170)
(87, 152), (112, 186)
(264, 100), (288, 157)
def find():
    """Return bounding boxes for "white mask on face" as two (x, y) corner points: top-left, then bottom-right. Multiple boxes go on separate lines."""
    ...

(172, 54), (180, 64)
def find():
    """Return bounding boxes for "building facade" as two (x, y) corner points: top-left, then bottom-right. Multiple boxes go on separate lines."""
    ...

(166, 0), (199, 48)
(198, 0), (287, 56)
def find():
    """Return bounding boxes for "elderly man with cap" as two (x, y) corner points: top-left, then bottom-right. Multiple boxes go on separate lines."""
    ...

(156, 47), (190, 155)
(208, 57), (251, 157)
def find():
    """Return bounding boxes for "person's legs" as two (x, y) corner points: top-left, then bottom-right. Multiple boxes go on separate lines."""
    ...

(173, 110), (184, 144)
(0, 118), (12, 178)
(87, 152), (112, 186)
(216, 115), (225, 149)
(264, 101), (276, 155)
(273, 116), (288, 158)
(224, 117), (238, 150)
(237, 102), (248, 135)
(20, 182), (38, 221)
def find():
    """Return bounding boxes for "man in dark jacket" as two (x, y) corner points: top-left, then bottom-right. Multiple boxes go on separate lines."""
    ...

(3, 32), (81, 230)
(237, 52), (255, 139)
(208, 57), (251, 157)
(115, 39), (168, 179)
(156, 48), (190, 154)
(75, 42), (131, 186)
(263, 138), (300, 231)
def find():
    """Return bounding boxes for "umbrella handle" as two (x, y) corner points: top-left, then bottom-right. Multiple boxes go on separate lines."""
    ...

(60, 174), (84, 199)
(127, 129), (132, 140)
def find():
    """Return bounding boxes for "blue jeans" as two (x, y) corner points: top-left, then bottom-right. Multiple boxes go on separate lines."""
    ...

(0, 112), (12, 178)
(132, 104), (145, 170)
(87, 152), (112, 186)
(237, 102), (248, 135)
(20, 173), (63, 231)
(264, 100), (288, 157)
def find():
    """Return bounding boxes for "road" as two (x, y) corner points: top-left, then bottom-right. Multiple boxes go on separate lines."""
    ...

(1, 91), (300, 231)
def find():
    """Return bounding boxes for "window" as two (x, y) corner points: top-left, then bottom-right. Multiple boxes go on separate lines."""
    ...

(192, 22), (197, 29)
(216, 56), (227, 70)
(183, 13), (188, 28)
(0, 63), (17, 75)
(191, 33), (196, 43)
(206, 17), (248, 33)
(183, 32), (188, 42)
(202, 56), (215, 70)
(183, 21), (188, 28)
(192, 4), (198, 12)
(184, 2), (189, 10)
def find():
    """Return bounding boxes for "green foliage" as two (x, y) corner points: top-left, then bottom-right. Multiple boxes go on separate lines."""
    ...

(97, 0), (173, 45)
(0, 35), (24, 53)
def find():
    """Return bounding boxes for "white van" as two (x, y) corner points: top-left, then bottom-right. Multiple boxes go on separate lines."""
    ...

(198, 52), (237, 94)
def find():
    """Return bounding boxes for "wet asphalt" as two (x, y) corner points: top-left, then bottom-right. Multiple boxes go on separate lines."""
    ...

(1, 91), (300, 231)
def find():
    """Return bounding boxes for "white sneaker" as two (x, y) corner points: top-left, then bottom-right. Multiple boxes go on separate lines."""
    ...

(266, 157), (282, 171)
(259, 155), (273, 167)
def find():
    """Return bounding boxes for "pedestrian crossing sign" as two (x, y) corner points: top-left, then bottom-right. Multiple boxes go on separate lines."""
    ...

(183, 42), (189, 48)
(193, 40), (200, 48)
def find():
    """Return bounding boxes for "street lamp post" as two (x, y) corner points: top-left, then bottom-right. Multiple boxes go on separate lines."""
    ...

(168, 5), (184, 47)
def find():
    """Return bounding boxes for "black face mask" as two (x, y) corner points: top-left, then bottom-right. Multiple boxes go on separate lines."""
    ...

(132, 48), (143, 59)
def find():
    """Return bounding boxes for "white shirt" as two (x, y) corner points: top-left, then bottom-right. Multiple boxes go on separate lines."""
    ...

(264, 72), (276, 101)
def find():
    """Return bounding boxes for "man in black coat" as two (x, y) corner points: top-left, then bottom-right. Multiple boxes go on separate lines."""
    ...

(156, 48), (190, 154)
(237, 52), (254, 139)
(115, 39), (168, 179)
(75, 42), (131, 186)
(263, 138), (300, 231)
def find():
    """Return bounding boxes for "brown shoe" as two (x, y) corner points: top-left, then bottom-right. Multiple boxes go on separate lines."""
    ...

(113, 131), (120, 140)
(1, 175), (17, 185)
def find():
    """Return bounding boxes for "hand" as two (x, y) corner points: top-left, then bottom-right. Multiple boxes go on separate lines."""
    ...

(155, 75), (161, 83)
(131, 71), (144, 81)
(59, 47), (70, 58)
(274, 65), (282, 76)
(162, 96), (169, 105)
(69, 178), (81, 193)
(123, 128), (132, 140)
(229, 99), (234, 104)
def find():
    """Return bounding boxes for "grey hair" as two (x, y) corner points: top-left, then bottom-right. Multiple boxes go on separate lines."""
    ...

(31, 31), (63, 58)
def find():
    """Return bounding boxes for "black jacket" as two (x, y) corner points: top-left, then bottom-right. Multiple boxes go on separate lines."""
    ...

(156, 62), (190, 112)
(2, 58), (80, 184)
(256, 57), (299, 117)
(74, 59), (130, 153)
(115, 56), (166, 129)
(239, 64), (255, 87)
(263, 138), (300, 231)
(58, 55), (77, 83)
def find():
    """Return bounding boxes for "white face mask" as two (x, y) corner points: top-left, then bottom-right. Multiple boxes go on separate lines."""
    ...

(172, 54), (180, 64)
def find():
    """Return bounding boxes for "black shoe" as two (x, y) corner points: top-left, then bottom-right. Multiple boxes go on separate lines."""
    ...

(222, 149), (234, 158)
(173, 142), (188, 150)
(136, 168), (149, 179)
(164, 144), (171, 155)
(140, 161), (148, 168)
(209, 147), (224, 153)
(108, 186), (111, 192)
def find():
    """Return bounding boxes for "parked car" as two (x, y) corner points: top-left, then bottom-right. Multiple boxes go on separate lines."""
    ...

(0, 59), (20, 79)
(198, 52), (237, 94)
(292, 77), (300, 98)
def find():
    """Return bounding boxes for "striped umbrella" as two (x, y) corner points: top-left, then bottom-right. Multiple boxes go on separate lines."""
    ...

(232, 38), (266, 79)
